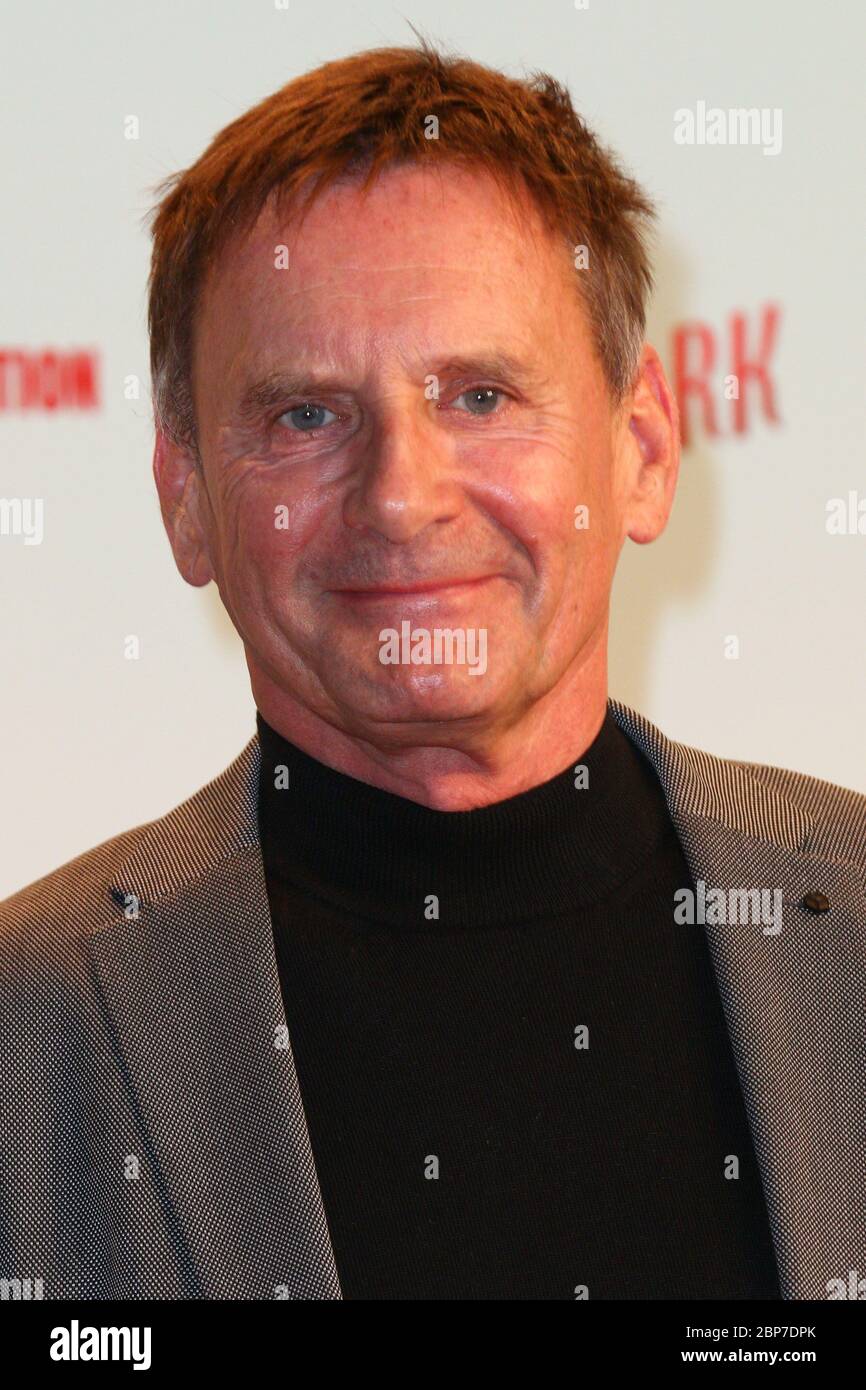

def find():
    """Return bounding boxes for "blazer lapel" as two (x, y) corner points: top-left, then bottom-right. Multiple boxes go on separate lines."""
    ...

(609, 698), (866, 1299)
(91, 736), (342, 1299)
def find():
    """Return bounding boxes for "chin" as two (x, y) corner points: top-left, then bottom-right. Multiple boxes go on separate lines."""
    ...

(336, 667), (499, 727)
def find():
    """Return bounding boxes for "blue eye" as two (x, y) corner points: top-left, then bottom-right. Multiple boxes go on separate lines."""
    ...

(452, 387), (502, 415)
(278, 403), (338, 431)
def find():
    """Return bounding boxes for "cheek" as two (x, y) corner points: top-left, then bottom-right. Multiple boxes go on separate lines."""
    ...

(468, 443), (602, 582)
(216, 471), (329, 591)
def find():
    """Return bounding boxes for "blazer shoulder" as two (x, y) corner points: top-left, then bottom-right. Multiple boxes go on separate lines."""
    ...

(0, 733), (260, 964)
(611, 697), (866, 865)
(734, 756), (866, 864)
(0, 818), (151, 963)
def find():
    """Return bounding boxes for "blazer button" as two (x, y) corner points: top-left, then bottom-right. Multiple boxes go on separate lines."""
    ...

(801, 890), (830, 913)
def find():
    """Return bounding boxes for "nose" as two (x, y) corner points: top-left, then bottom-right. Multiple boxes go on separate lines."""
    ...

(342, 406), (464, 544)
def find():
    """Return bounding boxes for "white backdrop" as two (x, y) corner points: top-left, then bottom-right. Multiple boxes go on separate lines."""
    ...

(1, 0), (863, 898)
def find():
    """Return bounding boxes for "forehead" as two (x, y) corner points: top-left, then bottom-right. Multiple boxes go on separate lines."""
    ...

(219, 163), (563, 279)
(191, 163), (587, 401)
(206, 163), (572, 308)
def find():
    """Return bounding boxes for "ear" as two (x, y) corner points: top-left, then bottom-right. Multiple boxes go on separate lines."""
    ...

(619, 343), (681, 546)
(151, 429), (215, 587)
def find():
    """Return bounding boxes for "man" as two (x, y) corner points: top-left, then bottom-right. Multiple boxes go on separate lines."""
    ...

(1, 42), (864, 1302)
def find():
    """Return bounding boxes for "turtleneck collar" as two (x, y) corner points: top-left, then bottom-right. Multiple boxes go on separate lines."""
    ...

(255, 706), (672, 929)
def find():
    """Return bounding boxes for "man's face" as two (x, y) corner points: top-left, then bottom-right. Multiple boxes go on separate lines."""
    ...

(176, 164), (653, 750)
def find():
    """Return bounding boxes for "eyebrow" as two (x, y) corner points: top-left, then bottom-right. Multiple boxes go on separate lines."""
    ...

(231, 351), (547, 426)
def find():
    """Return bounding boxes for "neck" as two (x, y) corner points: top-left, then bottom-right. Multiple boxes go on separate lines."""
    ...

(248, 634), (609, 811)
(256, 693), (663, 929)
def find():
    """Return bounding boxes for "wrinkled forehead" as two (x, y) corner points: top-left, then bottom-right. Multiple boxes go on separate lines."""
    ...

(188, 164), (599, 446)
(195, 163), (576, 334)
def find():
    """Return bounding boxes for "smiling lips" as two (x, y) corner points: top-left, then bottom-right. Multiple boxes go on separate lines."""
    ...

(334, 575), (498, 600)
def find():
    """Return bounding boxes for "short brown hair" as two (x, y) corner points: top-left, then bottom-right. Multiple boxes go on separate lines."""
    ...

(146, 39), (656, 450)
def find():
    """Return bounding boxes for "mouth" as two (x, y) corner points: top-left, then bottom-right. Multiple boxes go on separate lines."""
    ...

(332, 575), (499, 602)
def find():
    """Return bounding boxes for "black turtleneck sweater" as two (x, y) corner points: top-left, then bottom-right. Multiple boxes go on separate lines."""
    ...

(256, 707), (781, 1301)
